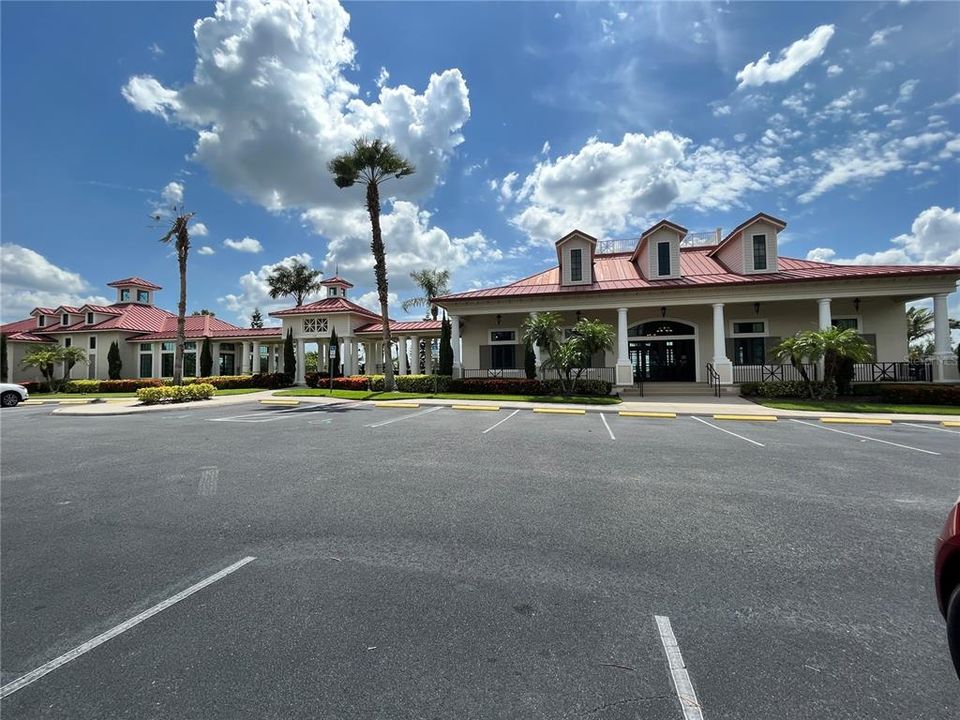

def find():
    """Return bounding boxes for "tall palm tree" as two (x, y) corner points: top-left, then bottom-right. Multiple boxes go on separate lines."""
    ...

(402, 269), (451, 320)
(159, 209), (196, 385)
(329, 137), (415, 391)
(266, 259), (322, 306)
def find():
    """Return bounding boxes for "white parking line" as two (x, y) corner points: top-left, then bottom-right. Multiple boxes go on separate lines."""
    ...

(600, 413), (616, 440)
(691, 416), (764, 447)
(0, 556), (256, 699)
(365, 405), (441, 428)
(481, 408), (520, 434)
(901, 422), (960, 435)
(654, 615), (705, 720)
(790, 419), (941, 456)
(208, 405), (308, 423)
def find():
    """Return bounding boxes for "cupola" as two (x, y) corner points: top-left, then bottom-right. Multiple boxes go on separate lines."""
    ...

(107, 277), (162, 305)
(321, 275), (354, 298)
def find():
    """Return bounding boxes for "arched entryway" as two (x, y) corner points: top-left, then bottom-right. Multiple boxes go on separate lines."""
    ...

(627, 319), (698, 382)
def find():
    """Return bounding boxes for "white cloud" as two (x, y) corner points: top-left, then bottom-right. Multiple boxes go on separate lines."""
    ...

(121, 0), (470, 217)
(782, 91), (812, 115)
(149, 42), (164, 57)
(0, 244), (110, 322)
(375, 66), (390, 88)
(869, 25), (903, 47)
(898, 79), (919, 103)
(218, 253), (317, 325)
(806, 206), (960, 266)
(735, 25), (835, 89)
(499, 131), (781, 245)
(826, 64), (843, 77)
(161, 181), (183, 206)
(873, 60), (896, 73)
(733, 132), (747, 143)
(191, 222), (209, 237)
(223, 237), (263, 253)
(932, 92), (960, 109)
(712, 105), (732, 117)
(197, 246), (215, 255)
(541, 140), (551, 155)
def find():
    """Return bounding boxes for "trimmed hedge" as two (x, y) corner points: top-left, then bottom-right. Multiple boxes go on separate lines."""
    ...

(60, 378), (164, 393)
(137, 383), (216, 405)
(877, 383), (960, 406)
(306, 373), (454, 393)
(188, 373), (292, 389)
(739, 380), (837, 400)
(447, 377), (612, 397)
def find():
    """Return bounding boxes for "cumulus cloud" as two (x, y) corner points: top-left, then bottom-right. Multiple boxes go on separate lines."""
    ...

(0, 244), (110, 322)
(218, 253), (317, 324)
(161, 181), (183, 206)
(223, 237), (263, 253)
(735, 25), (835, 89)
(806, 206), (960, 266)
(826, 64), (843, 77)
(869, 25), (902, 47)
(197, 246), (215, 255)
(712, 105), (732, 117)
(191, 222), (209, 237)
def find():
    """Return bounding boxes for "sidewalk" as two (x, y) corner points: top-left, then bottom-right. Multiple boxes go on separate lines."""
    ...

(51, 389), (958, 423)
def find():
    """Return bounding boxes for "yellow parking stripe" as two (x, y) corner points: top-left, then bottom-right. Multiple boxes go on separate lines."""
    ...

(820, 417), (892, 425)
(712, 414), (777, 422)
(260, 399), (300, 406)
(533, 408), (586, 415)
(375, 402), (420, 409)
(618, 411), (677, 419)
(940, 421), (960, 428)
(451, 405), (500, 411)
(57, 399), (94, 404)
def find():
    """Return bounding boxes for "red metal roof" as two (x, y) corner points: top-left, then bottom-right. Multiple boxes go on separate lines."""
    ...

(709, 212), (787, 256)
(269, 297), (381, 319)
(131, 327), (282, 341)
(320, 276), (354, 287)
(0, 317), (56, 343)
(436, 249), (960, 302)
(107, 276), (162, 290)
(355, 320), (443, 334)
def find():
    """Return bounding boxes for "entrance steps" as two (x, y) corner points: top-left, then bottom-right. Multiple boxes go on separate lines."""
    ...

(621, 382), (736, 397)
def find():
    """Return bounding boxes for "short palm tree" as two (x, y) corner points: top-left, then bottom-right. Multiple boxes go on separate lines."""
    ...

(20, 345), (86, 391)
(402, 269), (451, 321)
(771, 333), (815, 385)
(267, 260), (323, 306)
(329, 137), (415, 392)
(158, 209), (197, 385)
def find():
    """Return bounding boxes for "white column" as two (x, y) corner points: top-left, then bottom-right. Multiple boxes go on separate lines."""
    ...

(424, 339), (433, 374)
(450, 315), (462, 377)
(712, 303), (733, 385)
(818, 298), (832, 330)
(267, 344), (276, 373)
(296, 339), (306, 385)
(398, 336), (408, 375)
(251, 341), (261, 374)
(240, 341), (250, 374)
(153, 342), (162, 379)
(615, 307), (632, 386)
(348, 338), (357, 376)
(529, 312), (542, 375)
(932, 293), (959, 381)
(211, 342), (221, 376)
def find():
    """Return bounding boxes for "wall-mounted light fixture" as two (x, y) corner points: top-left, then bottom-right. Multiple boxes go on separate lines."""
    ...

(495, 314), (502, 326)
(853, 297), (860, 312)
(754, 302), (760, 316)
(660, 306), (667, 318)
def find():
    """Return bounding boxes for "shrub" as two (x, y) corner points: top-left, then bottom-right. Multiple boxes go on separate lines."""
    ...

(137, 383), (215, 405)
(395, 374), (451, 393)
(541, 378), (612, 397)
(189, 373), (292, 389)
(330, 376), (371, 391)
(100, 378), (165, 392)
(63, 380), (101, 394)
(20, 381), (49, 394)
(739, 380), (837, 399)
(448, 378), (547, 395)
(878, 384), (960, 406)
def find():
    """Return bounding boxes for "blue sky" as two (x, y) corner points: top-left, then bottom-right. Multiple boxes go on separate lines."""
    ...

(2, 0), (959, 326)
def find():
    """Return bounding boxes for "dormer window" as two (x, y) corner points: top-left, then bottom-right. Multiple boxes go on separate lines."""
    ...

(752, 235), (767, 271)
(657, 241), (672, 277)
(137, 290), (150, 303)
(86, 312), (95, 325)
(570, 249), (583, 282)
(62, 313), (70, 326)
(120, 289), (130, 302)
(37, 315), (45, 327)
(328, 287), (338, 297)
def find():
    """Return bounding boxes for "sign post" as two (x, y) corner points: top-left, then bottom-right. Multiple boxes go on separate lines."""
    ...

(328, 343), (337, 393)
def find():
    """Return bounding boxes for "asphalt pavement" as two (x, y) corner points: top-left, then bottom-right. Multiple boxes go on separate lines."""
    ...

(1, 400), (958, 718)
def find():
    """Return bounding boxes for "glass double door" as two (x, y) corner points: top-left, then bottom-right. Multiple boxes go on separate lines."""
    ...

(629, 339), (696, 382)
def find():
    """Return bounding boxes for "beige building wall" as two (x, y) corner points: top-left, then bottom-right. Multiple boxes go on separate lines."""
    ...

(558, 236), (593, 286)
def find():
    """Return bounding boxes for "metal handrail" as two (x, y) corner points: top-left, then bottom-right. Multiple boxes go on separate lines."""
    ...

(705, 363), (721, 397)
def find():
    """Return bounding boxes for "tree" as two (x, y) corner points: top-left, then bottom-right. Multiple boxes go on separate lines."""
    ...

(304, 350), (318, 373)
(906, 306), (934, 344)
(158, 208), (198, 385)
(250, 308), (264, 329)
(771, 334), (815, 386)
(523, 340), (537, 380)
(21, 345), (87, 391)
(402, 269), (451, 321)
(200, 337), (214, 377)
(329, 327), (342, 377)
(521, 313), (615, 394)
(773, 328), (873, 397)
(329, 137), (415, 391)
(1, 334), (7, 382)
(284, 328), (296, 382)
(61, 346), (87, 382)
(267, 260), (322, 307)
(192, 309), (216, 317)
(438, 318), (453, 376)
(107, 340), (122, 380)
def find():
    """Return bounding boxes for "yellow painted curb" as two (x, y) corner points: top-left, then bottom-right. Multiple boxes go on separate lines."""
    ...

(22, 400), (46, 405)
(820, 417), (892, 425)
(618, 411), (677, 419)
(58, 399), (94, 405)
(375, 402), (420, 409)
(713, 414), (777, 422)
(260, 399), (300, 406)
(942, 421), (960, 428)
(533, 408), (586, 415)
(451, 405), (500, 411)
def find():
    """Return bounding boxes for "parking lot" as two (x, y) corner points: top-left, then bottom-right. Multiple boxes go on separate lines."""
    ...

(2, 400), (958, 718)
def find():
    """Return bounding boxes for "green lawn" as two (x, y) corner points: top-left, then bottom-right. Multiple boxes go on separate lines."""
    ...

(274, 388), (622, 405)
(29, 388), (263, 399)
(755, 399), (960, 415)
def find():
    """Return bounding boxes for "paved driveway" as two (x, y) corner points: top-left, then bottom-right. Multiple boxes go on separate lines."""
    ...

(2, 401), (958, 718)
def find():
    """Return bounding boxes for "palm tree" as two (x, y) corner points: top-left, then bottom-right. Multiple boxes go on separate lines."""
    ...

(192, 309), (216, 317)
(521, 313), (614, 394)
(906, 306), (934, 344)
(329, 137), (415, 392)
(402, 269), (450, 321)
(771, 333), (815, 385)
(20, 345), (86, 391)
(266, 260), (322, 306)
(158, 209), (197, 385)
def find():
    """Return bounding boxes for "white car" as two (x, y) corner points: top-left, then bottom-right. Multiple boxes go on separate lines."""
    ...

(0, 383), (29, 407)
